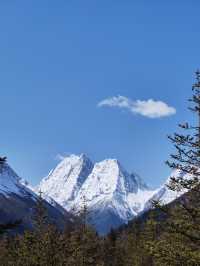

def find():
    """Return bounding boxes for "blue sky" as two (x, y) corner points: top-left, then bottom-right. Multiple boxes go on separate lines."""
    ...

(0, 1), (199, 187)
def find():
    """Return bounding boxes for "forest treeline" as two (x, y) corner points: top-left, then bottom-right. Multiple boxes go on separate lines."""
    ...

(0, 71), (200, 266)
(0, 189), (199, 266)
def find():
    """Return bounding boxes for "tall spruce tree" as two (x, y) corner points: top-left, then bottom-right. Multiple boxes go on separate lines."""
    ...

(152, 71), (200, 264)
(33, 191), (49, 232)
(67, 199), (102, 266)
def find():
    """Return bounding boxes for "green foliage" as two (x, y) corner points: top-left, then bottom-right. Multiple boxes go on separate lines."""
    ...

(33, 191), (49, 232)
(149, 71), (200, 265)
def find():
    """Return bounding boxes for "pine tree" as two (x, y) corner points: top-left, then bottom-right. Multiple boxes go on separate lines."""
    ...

(6, 191), (63, 266)
(116, 218), (155, 266)
(32, 191), (62, 266)
(152, 71), (200, 264)
(67, 201), (102, 266)
(102, 229), (118, 266)
(33, 191), (49, 232)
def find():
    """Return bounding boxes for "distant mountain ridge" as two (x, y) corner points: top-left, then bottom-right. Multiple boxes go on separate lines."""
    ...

(0, 161), (71, 232)
(37, 154), (156, 234)
(0, 155), (186, 235)
(144, 169), (187, 211)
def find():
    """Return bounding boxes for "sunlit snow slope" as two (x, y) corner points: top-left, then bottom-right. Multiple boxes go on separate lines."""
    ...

(144, 170), (188, 211)
(38, 154), (94, 210)
(38, 154), (155, 234)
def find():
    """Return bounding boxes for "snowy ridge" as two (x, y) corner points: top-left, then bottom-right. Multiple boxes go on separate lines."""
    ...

(37, 154), (156, 233)
(144, 169), (188, 210)
(0, 162), (36, 199)
(38, 154), (94, 210)
(0, 161), (73, 231)
(37, 154), (190, 234)
(0, 155), (187, 234)
(74, 159), (155, 217)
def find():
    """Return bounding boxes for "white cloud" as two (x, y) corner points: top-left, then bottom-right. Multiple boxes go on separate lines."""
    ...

(98, 96), (176, 118)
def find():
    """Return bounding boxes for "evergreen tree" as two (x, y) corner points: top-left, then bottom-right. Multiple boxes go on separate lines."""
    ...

(102, 229), (118, 266)
(152, 71), (200, 264)
(6, 192), (63, 266)
(33, 191), (49, 232)
(67, 201), (102, 266)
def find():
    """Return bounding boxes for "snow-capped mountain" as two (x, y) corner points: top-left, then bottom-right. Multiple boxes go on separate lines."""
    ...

(0, 154), (188, 235)
(144, 170), (188, 211)
(38, 154), (94, 210)
(38, 154), (155, 234)
(0, 162), (36, 199)
(74, 159), (154, 216)
(73, 159), (155, 233)
(0, 161), (71, 231)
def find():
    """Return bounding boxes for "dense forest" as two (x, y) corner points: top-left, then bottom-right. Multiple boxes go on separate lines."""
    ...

(0, 72), (200, 266)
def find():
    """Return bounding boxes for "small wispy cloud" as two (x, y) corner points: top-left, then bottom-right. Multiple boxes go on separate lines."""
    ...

(98, 96), (176, 118)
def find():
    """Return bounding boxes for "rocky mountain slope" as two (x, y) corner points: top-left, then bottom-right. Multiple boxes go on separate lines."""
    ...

(0, 161), (71, 232)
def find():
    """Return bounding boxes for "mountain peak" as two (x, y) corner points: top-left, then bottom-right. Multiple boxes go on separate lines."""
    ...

(0, 162), (22, 195)
(75, 158), (125, 200)
(0, 162), (36, 199)
(58, 153), (92, 166)
(0, 160), (72, 232)
(38, 153), (94, 210)
(38, 154), (155, 234)
(61, 153), (88, 161)
(99, 158), (122, 167)
(79, 153), (90, 160)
